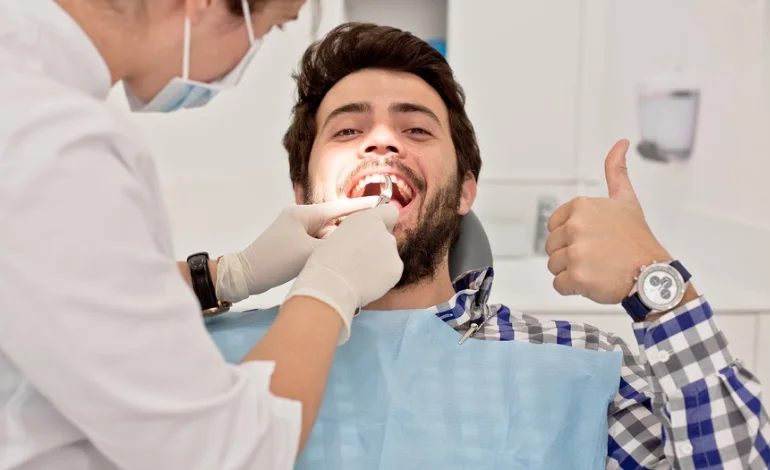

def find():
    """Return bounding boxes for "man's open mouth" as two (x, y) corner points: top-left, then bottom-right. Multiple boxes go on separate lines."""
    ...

(345, 172), (416, 209)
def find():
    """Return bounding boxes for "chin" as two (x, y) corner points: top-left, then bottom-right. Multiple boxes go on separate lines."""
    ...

(392, 206), (418, 236)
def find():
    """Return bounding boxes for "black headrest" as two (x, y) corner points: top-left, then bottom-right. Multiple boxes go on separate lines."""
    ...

(448, 210), (493, 280)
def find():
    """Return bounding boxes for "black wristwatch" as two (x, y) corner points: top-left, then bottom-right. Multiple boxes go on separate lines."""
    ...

(187, 252), (231, 316)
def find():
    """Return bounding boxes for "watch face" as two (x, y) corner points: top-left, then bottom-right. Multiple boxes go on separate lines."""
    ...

(638, 263), (685, 311)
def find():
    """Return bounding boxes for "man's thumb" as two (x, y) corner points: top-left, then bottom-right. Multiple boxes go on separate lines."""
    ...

(604, 139), (639, 203)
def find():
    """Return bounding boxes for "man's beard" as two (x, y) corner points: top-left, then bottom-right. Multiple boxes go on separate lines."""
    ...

(305, 175), (463, 289)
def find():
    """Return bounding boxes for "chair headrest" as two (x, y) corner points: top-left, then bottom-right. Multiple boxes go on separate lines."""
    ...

(448, 210), (493, 281)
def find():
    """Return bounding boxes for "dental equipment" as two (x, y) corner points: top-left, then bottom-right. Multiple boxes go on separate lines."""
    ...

(376, 175), (393, 207)
(637, 71), (700, 162)
(458, 275), (496, 345)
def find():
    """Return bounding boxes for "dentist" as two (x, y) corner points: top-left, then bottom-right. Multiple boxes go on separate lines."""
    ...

(0, 1), (402, 469)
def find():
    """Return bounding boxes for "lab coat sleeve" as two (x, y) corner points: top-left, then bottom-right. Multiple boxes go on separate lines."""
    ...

(0, 116), (301, 469)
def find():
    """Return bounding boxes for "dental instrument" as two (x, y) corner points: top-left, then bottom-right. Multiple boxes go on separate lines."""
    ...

(458, 275), (496, 345)
(376, 175), (393, 207)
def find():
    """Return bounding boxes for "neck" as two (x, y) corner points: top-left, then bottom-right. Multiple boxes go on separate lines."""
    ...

(364, 259), (456, 311)
(56, 0), (143, 86)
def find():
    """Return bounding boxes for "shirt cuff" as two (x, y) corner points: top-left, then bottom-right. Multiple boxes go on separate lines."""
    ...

(633, 297), (735, 398)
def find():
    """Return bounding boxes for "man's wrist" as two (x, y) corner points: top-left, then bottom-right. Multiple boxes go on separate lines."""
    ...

(209, 259), (218, 293)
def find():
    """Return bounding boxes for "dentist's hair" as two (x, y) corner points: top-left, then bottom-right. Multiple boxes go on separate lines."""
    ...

(283, 22), (481, 190)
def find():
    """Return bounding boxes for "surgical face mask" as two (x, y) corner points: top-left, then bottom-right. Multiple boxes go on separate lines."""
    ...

(126, 0), (261, 113)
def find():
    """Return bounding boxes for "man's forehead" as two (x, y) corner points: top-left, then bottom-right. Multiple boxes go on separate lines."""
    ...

(317, 69), (449, 124)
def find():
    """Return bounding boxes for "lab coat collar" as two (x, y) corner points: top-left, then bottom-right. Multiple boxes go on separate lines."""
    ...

(14, 0), (113, 101)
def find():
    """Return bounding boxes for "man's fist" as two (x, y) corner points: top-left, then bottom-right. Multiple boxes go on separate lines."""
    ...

(545, 139), (672, 304)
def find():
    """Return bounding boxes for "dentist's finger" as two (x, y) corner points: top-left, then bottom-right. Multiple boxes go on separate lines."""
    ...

(368, 203), (399, 232)
(298, 196), (380, 234)
(547, 247), (569, 276)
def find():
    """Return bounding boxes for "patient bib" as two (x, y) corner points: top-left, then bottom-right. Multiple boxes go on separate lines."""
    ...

(207, 308), (621, 469)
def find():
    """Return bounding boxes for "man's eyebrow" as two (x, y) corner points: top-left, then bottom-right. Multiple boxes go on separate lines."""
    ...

(389, 102), (441, 126)
(321, 102), (371, 131)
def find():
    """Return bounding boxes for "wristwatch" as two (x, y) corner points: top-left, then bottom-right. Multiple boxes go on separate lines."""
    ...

(621, 260), (691, 322)
(187, 252), (231, 317)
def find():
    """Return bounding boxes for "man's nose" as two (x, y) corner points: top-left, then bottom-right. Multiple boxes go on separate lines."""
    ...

(359, 127), (403, 159)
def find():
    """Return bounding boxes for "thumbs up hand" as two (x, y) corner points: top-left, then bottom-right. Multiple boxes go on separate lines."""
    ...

(545, 139), (672, 304)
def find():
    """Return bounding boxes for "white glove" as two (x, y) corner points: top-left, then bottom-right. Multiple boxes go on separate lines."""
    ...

(216, 197), (380, 303)
(285, 204), (403, 344)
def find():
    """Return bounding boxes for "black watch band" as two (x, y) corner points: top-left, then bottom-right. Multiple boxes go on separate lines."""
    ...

(187, 252), (227, 314)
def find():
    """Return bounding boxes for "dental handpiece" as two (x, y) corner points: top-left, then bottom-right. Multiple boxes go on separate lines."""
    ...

(376, 175), (393, 207)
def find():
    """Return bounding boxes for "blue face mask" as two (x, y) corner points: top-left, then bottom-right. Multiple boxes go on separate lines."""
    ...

(126, 0), (261, 113)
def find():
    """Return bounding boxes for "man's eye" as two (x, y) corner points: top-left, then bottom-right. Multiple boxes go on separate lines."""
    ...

(335, 129), (359, 137)
(406, 128), (431, 136)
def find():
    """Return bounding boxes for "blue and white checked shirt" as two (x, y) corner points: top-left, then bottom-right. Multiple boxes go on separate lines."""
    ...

(429, 267), (770, 469)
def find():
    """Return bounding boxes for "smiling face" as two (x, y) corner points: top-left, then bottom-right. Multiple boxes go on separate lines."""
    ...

(295, 68), (477, 287)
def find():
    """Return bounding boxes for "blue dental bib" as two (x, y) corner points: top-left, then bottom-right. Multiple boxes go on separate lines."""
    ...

(207, 307), (621, 469)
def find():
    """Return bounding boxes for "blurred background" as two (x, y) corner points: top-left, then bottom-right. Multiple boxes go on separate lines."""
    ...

(106, 0), (770, 382)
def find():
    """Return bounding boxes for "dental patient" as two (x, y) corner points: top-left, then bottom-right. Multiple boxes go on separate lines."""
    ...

(207, 23), (767, 469)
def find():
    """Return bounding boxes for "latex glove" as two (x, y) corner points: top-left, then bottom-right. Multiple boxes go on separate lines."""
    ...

(545, 139), (672, 304)
(285, 204), (402, 344)
(216, 197), (380, 303)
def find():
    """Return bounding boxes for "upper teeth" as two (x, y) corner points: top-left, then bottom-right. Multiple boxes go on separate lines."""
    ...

(352, 173), (413, 201)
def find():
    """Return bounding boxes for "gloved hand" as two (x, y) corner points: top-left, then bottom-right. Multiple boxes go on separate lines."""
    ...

(216, 197), (380, 303)
(285, 204), (403, 344)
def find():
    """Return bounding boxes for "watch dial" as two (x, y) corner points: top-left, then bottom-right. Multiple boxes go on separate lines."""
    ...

(642, 272), (678, 306)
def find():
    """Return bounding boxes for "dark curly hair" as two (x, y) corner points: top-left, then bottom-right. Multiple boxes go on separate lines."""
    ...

(282, 22), (481, 190)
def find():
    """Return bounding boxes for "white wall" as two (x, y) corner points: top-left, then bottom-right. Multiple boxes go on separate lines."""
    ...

(595, 0), (770, 231)
(583, 0), (770, 303)
(107, 0), (770, 315)
(106, 0), (345, 261)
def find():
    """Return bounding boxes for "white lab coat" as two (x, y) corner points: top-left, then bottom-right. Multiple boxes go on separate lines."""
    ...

(0, 2), (301, 469)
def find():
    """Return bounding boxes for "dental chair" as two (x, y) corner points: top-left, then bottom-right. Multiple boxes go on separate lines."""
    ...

(448, 210), (493, 280)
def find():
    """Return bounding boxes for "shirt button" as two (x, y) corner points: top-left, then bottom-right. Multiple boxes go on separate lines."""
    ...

(657, 350), (671, 362)
(678, 442), (693, 455)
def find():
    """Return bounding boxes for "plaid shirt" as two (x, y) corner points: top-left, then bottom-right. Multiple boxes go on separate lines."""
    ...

(429, 267), (770, 469)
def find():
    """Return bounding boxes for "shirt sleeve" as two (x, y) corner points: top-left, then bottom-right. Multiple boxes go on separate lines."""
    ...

(607, 297), (770, 469)
(0, 110), (301, 469)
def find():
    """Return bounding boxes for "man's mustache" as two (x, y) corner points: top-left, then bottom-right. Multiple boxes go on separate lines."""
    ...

(337, 158), (426, 197)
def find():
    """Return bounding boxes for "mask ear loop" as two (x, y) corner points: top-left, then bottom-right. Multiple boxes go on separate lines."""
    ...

(182, 17), (192, 80)
(241, 0), (256, 44)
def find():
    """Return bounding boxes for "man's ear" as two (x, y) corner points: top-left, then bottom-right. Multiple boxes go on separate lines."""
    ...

(293, 183), (305, 205)
(457, 172), (477, 216)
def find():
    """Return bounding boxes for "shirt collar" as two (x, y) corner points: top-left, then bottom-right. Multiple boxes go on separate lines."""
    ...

(428, 267), (495, 327)
(17, 0), (112, 101)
